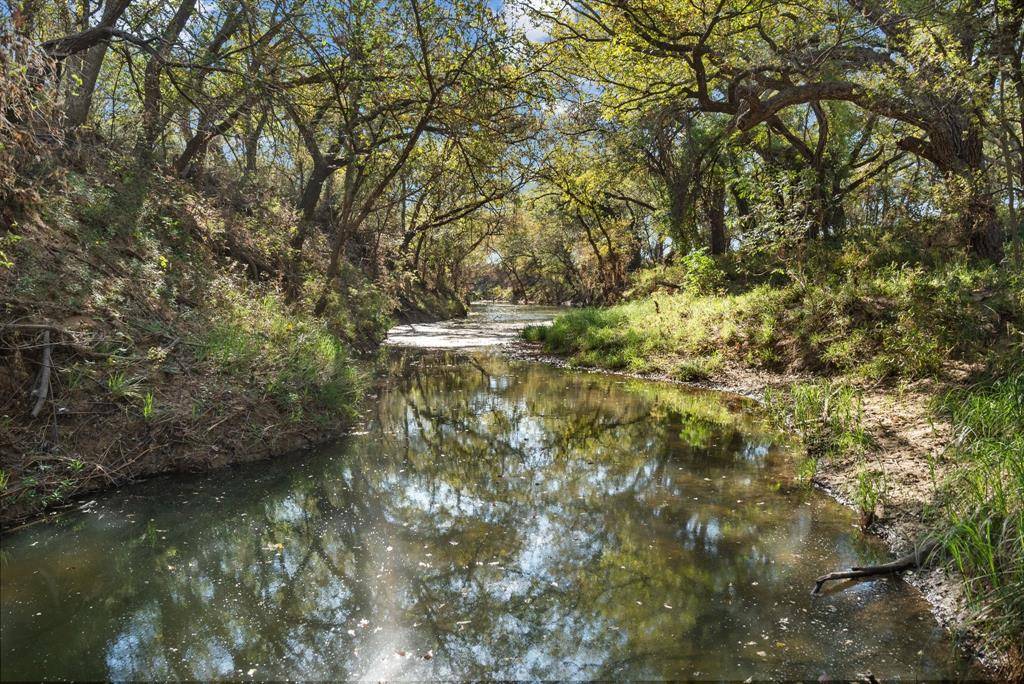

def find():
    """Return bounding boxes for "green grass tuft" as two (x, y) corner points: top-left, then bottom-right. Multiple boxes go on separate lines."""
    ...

(932, 373), (1023, 659)
(763, 379), (873, 461)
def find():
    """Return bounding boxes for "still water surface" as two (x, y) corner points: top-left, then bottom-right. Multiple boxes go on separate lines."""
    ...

(1, 305), (974, 680)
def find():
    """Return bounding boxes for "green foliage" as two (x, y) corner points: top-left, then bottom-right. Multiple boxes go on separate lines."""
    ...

(0, 231), (21, 269)
(629, 249), (725, 298)
(197, 284), (363, 420)
(106, 371), (133, 398)
(526, 307), (626, 351)
(932, 373), (1024, 657)
(668, 354), (724, 382)
(296, 261), (398, 350)
(763, 380), (873, 461)
(795, 457), (819, 483)
(853, 466), (887, 528)
(141, 392), (155, 421)
(754, 255), (1008, 379)
(529, 242), (1020, 381)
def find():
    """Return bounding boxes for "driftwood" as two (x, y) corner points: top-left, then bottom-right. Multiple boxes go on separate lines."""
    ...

(30, 329), (53, 418)
(812, 539), (939, 594)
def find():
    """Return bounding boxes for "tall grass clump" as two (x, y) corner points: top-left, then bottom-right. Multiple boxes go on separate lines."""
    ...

(933, 372), (1024, 667)
(523, 307), (647, 369)
(764, 380), (875, 493)
(764, 380), (873, 459)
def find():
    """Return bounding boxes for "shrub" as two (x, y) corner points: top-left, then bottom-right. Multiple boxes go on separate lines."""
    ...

(197, 282), (362, 419)
(629, 248), (725, 297)
(298, 261), (397, 350)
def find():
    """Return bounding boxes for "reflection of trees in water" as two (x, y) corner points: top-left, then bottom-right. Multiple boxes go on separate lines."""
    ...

(10, 351), (935, 679)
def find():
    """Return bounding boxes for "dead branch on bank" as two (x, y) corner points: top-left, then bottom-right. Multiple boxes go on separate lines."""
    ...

(29, 329), (52, 417)
(812, 539), (939, 594)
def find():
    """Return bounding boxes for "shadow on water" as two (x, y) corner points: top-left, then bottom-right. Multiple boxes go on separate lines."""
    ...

(1, 342), (977, 679)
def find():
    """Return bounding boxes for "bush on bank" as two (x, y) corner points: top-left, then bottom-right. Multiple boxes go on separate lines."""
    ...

(0, 164), (387, 526)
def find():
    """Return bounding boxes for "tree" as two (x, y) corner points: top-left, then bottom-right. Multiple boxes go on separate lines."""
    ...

(530, 0), (1013, 259)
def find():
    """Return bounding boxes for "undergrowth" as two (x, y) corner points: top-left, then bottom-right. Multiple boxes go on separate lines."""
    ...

(197, 283), (363, 423)
(931, 372), (1024, 667)
(525, 243), (1020, 381)
(1, 160), (376, 524)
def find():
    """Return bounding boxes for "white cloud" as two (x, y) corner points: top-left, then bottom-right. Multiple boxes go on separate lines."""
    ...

(503, 0), (559, 43)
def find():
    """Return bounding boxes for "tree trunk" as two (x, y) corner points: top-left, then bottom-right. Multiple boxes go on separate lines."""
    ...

(134, 0), (198, 164)
(708, 177), (727, 255)
(824, 177), (847, 238)
(173, 115), (211, 178)
(64, 42), (109, 128)
(174, 94), (257, 178)
(961, 184), (1004, 261)
(243, 110), (268, 175)
(290, 163), (333, 252)
(413, 231), (427, 272)
(41, 0), (132, 59)
(50, 0), (132, 129)
(136, 60), (164, 162)
(901, 114), (1004, 260)
(942, 154), (1003, 261)
(666, 174), (697, 249)
(313, 226), (351, 316)
(949, 128), (1003, 261)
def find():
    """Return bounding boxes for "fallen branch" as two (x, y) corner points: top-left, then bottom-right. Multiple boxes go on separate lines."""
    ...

(30, 329), (53, 418)
(2, 323), (70, 332)
(812, 539), (939, 594)
(1, 323), (113, 360)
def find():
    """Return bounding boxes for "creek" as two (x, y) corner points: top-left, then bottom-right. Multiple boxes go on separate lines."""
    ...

(0, 304), (975, 679)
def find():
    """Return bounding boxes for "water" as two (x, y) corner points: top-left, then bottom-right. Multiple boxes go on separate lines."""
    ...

(0, 305), (975, 680)
(385, 301), (564, 348)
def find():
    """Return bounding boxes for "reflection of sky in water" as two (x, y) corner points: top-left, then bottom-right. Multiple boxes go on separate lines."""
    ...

(1, 306), (976, 680)
(399, 478), (492, 519)
(106, 610), (166, 679)
(385, 303), (563, 350)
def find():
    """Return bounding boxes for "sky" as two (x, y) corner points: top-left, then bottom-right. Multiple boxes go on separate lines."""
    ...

(499, 0), (554, 43)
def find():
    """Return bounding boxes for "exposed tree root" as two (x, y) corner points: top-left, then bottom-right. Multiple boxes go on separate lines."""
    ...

(813, 539), (939, 594)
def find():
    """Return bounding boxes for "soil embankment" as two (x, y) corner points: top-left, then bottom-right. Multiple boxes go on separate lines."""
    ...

(1, 183), (463, 530)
